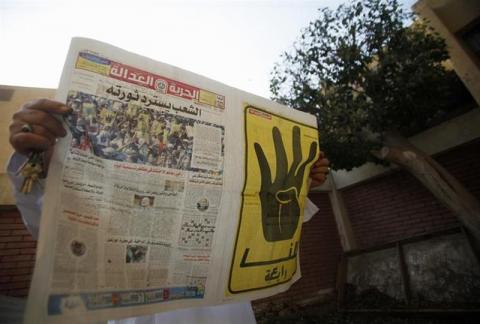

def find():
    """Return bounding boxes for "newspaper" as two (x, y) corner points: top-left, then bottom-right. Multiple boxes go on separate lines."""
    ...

(24, 38), (320, 323)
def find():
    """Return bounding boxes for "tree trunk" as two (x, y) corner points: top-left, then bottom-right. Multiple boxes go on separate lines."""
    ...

(371, 131), (480, 239)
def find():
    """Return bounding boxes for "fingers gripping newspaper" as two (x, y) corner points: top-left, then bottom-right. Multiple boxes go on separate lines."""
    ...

(25, 38), (320, 323)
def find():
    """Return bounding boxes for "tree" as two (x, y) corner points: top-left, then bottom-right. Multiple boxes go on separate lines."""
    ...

(270, 0), (480, 238)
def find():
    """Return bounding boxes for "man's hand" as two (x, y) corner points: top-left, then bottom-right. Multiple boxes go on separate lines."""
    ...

(9, 99), (71, 168)
(309, 151), (330, 189)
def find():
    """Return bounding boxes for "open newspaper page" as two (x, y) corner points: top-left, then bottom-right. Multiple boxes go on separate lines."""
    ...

(25, 38), (319, 323)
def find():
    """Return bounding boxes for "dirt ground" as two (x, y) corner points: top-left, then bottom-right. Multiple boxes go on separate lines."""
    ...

(254, 301), (479, 324)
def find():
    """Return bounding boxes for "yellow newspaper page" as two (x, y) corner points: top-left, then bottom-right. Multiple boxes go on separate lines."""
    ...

(228, 105), (319, 294)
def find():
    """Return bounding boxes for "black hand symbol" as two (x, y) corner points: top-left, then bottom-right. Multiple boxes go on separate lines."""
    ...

(254, 126), (317, 242)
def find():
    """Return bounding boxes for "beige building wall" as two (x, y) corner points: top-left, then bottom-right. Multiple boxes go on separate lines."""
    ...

(414, 0), (480, 105)
(0, 85), (55, 204)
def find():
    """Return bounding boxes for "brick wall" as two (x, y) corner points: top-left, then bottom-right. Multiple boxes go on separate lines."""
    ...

(343, 139), (480, 249)
(0, 207), (36, 297)
(253, 192), (343, 308)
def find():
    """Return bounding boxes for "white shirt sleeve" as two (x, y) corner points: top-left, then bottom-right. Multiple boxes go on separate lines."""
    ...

(6, 153), (44, 240)
(303, 198), (319, 223)
(110, 302), (256, 324)
(303, 178), (319, 222)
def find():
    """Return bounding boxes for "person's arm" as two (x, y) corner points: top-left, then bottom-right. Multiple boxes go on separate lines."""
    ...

(7, 153), (45, 239)
(8, 99), (71, 239)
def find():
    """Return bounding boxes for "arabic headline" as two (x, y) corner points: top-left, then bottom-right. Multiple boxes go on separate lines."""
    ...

(105, 85), (202, 117)
(76, 52), (225, 110)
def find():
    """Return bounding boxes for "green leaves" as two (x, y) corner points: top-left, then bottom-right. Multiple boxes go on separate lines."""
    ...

(270, 0), (468, 171)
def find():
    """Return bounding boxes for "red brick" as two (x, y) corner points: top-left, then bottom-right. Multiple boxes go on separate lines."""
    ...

(0, 281), (30, 290)
(0, 249), (20, 256)
(0, 224), (26, 230)
(0, 230), (12, 236)
(0, 217), (17, 224)
(0, 236), (23, 243)
(0, 276), (11, 283)
(0, 267), (33, 276)
(11, 275), (32, 282)
(20, 248), (37, 255)
(17, 261), (36, 268)
(8, 288), (29, 297)
(22, 236), (35, 242)
(11, 229), (30, 236)
(0, 262), (17, 269)
(6, 242), (36, 249)
(1, 254), (34, 262)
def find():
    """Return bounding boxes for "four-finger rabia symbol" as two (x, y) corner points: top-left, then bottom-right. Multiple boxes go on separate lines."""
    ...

(254, 126), (317, 242)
